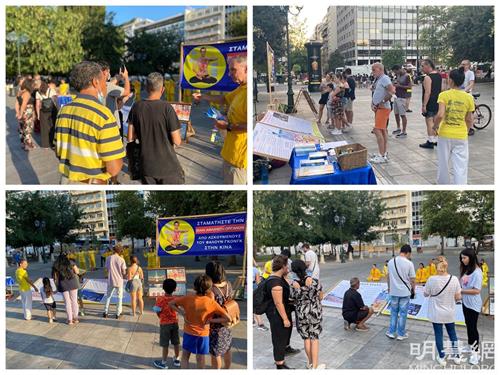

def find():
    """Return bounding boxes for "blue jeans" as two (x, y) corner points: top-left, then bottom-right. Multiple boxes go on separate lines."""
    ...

(388, 296), (410, 336)
(432, 322), (458, 358)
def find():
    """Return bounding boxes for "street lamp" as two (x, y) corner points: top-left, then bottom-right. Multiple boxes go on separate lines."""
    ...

(335, 214), (346, 263)
(416, 6), (420, 76)
(7, 31), (28, 76)
(284, 6), (302, 113)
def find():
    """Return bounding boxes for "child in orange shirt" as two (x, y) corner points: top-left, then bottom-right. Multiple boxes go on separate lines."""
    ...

(169, 274), (231, 369)
(153, 279), (180, 369)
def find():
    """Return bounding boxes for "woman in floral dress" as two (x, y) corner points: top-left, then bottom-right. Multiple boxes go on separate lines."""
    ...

(206, 261), (233, 369)
(290, 259), (325, 369)
(16, 78), (35, 151)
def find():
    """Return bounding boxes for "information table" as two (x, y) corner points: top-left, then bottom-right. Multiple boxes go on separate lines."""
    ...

(289, 145), (377, 185)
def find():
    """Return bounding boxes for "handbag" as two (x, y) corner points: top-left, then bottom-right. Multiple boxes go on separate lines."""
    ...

(125, 266), (139, 293)
(394, 258), (415, 299)
(215, 284), (240, 328)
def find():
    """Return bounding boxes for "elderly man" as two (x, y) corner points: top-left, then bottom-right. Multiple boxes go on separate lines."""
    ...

(461, 59), (476, 136)
(370, 63), (395, 164)
(193, 55), (247, 184)
(128, 72), (184, 184)
(342, 277), (374, 331)
(55, 61), (125, 184)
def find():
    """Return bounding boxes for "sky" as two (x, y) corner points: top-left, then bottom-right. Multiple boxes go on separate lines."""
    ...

(300, 4), (330, 39)
(106, 6), (203, 25)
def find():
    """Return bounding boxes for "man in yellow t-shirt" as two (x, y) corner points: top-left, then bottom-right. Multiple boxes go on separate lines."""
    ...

(433, 70), (475, 185)
(15, 259), (38, 320)
(193, 55), (247, 184)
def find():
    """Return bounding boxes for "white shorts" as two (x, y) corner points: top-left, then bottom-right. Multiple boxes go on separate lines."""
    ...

(393, 97), (407, 115)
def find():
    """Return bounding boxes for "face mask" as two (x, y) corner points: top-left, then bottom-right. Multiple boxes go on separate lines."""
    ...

(97, 89), (105, 104)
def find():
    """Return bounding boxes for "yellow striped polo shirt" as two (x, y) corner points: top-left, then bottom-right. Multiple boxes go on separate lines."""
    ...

(55, 94), (125, 181)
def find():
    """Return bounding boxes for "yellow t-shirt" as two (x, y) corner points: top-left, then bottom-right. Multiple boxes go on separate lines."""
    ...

(59, 83), (69, 96)
(16, 268), (31, 292)
(437, 89), (475, 140)
(221, 84), (247, 169)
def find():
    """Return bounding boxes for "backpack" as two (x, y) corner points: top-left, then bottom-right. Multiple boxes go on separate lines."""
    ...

(253, 276), (278, 315)
(214, 284), (240, 328)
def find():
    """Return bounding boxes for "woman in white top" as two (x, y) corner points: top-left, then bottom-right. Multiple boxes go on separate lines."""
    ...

(127, 256), (144, 316)
(35, 80), (58, 148)
(424, 256), (462, 366)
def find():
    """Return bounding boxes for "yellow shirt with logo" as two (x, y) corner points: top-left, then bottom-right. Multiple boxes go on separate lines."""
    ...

(16, 268), (31, 292)
(221, 84), (247, 169)
(437, 89), (475, 140)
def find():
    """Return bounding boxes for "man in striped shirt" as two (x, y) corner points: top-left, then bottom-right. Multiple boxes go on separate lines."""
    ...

(55, 61), (125, 184)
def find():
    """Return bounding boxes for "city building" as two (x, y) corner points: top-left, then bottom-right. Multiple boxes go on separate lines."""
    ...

(70, 191), (111, 243)
(373, 191), (412, 247)
(315, 7), (339, 72)
(121, 14), (185, 41)
(321, 6), (419, 67)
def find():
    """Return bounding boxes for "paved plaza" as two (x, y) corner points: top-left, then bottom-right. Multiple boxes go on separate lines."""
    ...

(5, 94), (224, 185)
(254, 82), (495, 185)
(253, 248), (494, 369)
(6, 254), (247, 369)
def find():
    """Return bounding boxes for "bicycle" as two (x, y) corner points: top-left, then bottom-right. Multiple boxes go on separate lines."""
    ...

(472, 92), (492, 130)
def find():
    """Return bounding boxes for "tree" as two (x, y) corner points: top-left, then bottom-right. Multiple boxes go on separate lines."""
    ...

(422, 191), (469, 255)
(253, 6), (287, 73)
(114, 192), (153, 253)
(328, 50), (345, 71)
(418, 7), (453, 64)
(125, 30), (181, 75)
(227, 9), (247, 38)
(460, 191), (494, 246)
(6, 6), (85, 76)
(382, 44), (405, 70)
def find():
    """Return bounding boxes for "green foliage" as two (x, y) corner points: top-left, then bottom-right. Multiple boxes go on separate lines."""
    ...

(253, 6), (287, 73)
(460, 191), (494, 240)
(125, 30), (181, 75)
(328, 50), (345, 71)
(226, 9), (247, 39)
(6, 191), (83, 248)
(114, 192), (153, 248)
(419, 6), (494, 65)
(382, 44), (405, 69)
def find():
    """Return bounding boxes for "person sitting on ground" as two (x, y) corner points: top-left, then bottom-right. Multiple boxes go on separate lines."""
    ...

(153, 278), (181, 369)
(416, 263), (429, 284)
(367, 264), (382, 281)
(342, 277), (374, 332)
(382, 260), (389, 278)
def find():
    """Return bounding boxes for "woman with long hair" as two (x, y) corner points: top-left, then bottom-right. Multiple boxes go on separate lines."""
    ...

(206, 261), (233, 369)
(290, 259), (325, 369)
(52, 252), (80, 325)
(127, 255), (144, 316)
(16, 78), (36, 151)
(423, 256), (462, 366)
(459, 248), (483, 365)
(35, 80), (58, 149)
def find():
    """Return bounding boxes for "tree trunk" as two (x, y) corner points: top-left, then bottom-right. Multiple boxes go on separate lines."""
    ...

(131, 239), (135, 254)
(358, 239), (362, 256)
(441, 236), (445, 255)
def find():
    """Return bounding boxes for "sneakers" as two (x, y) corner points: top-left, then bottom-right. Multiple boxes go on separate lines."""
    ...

(406, 109), (413, 113)
(330, 129), (343, 135)
(257, 324), (269, 331)
(153, 360), (168, 369)
(469, 352), (480, 365)
(435, 356), (447, 367)
(396, 334), (409, 341)
(392, 128), (401, 135)
(173, 357), (181, 367)
(395, 132), (407, 138)
(314, 364), (327, 369)
(385, 332), (396, 339)
(344, 124), (352, 132)
(343, 320), (351, 331)
(284, 346), (301, 356)
(460, 345), (472, 354)
(102, 312), (108, 318)
(369, 155), (387, 164)
(276, 363), (294, 369)
(355, 325), (369, 332)
(450, 354), (463, 365)
(419, 140), (435, 149)
(468, 128), (475, 136)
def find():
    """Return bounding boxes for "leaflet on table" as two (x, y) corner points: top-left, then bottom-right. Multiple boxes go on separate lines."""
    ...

(320, 140), (349, 154)
(260, 110), (314, 135)
(296, 163), (334, 178)
(253, 122), (319, 161)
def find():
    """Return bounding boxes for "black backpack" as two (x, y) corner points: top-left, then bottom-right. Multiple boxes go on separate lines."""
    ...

(253, 276), (276, 315)
(41, 97), (55, 112)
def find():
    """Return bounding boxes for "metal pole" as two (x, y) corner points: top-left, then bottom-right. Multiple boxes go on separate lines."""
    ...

(285, 7), (294, 113)
(416, 6), (420, 75)
(16, 37), (21, 76)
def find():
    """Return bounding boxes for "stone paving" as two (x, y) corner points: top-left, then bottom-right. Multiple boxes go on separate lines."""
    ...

(254, 82), (495, 185)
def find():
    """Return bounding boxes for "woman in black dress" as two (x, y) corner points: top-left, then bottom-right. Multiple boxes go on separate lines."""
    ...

(290, 260), (325, 369)
(206, 261), (233, 369)
(35, 80), (58, 149)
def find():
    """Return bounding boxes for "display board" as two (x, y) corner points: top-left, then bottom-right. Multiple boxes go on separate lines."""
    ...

(157, 212), (246, 257)
(381, 285), (465, 325)
(259, 110), (314, 135)
(253, 122), (320, 161)
(170, 102), (195, 142)
(28, 278), (64, 303)
(146, 267), (187, 298)
(80, 279), (131, 305)
(321, 280), (388, 313)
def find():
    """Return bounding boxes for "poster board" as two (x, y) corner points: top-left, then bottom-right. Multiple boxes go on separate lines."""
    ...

(156, 212), (246, 257)
(260, 110), (314, 135)
(381, 285), (466, 325)
(80, 279), (131, 305)
(253, 122), (320, 161)
(302, 90), (318, 116)
(483, 275), (494, 315)
(146, 267), (187, 298)
(321, 280), (388, 313)
(26, 278), (65, 303)
(171, 102), (195, 142)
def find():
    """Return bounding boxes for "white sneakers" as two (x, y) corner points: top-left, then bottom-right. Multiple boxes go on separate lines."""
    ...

(435, 356), (447, 367)
(330, 129), (343, 135)
(469, 352), (480, 365)
(369, 154), (388, 164)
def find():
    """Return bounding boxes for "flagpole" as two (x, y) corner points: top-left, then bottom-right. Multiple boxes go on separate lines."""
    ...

(178, 42), (184, 102)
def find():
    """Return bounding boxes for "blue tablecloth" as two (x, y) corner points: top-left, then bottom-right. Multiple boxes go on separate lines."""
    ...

(289, 145), (377, 185)
(6, 276), (15, 287)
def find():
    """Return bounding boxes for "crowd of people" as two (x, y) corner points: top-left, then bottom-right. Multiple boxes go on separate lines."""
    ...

(14, 249), (240, 369)
(253, 244), (488, 368)
(317, 59), (480, 185)
(13, 56), (248, 185)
